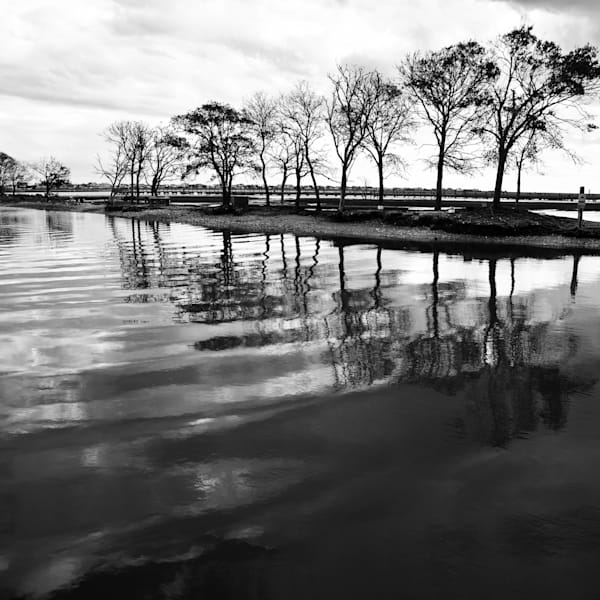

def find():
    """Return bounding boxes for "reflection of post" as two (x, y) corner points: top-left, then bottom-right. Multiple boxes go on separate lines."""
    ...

(509, 258), (515, 298)
(570, 254), (581, 298)
(372, 246), (383, 310)
(131, 219), (137, 262)
(260, 234), (271, 317)
(508, 257), (515, 318)
(338, 245), (349, 313)
(280, 234), (288, 281)
(432, 250), (439, 338)
(294, 237), (303, 309)
(488, 259), (498, 326)
(221, 231), (233, 290)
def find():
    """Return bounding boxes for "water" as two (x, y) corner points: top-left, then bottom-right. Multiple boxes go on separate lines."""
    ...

(3, 207), (600, 599)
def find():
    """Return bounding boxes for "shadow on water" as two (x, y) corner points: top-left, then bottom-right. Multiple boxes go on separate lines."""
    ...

(4, 210), (600, 599)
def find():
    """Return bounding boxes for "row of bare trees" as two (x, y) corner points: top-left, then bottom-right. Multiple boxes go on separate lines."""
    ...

(96, 122), (185, 199)
(96, 26), (600, 211)
(0, 154), (71, 198)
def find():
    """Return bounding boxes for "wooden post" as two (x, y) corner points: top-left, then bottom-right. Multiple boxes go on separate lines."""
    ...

(578, 186), (586, 230)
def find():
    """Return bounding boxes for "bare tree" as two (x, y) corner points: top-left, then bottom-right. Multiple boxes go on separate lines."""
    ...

(400, 42), (497, 210)
(6, 161), (30, 195)
(268, 120), (296, 204)
(479, 27), (600, 207)
(280, 82), (327, 210)
(244, 92), (278, 207)
(146, 126), (185, 196)
(173, 102), (256, 208)
(512, 130), (542, 203)
(30, 157), (70, 199)
(95, 144), (128, 199)
(326, 64), (377, 211)
(363, 71), (415, 204)
(287, 126), (308, 209)
(104, 121), (152, 200)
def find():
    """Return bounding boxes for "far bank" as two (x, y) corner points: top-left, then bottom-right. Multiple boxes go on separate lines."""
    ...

(4, 196), (600, 255)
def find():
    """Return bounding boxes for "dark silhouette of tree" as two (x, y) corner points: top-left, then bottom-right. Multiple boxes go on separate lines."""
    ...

(363, 71), (415, 205)
(244, 92), (278, 207)
(173, 102), (256, 208)
(400, 41), (497, 210)
(273, 117), (308, 209)
(30, 157), (70, 199)
(0, 152), (17, 194)
(95, 146), (128, 199)
(103, 121), (153, 200)
(6, 161), (30, 195)
(268, 120), (296, 204)
(512, 129), (541, 203)
(146, 126), (185, 196)
(479, 26), (600, 207)
(326, 64), (377, 211)
(279, 82), (327, 211)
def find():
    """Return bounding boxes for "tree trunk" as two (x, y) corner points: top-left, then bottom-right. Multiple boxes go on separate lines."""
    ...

(377, 156), (384, 206)
(338, 166), (347, 212)
(261, 153), (270, 207)
(221, 175), (230, 208)
(305, 149), (320, 212)
(435, 149), (444, 211)
(280, 169), (288, 204)
(295, 170), (301, 210)
(135, 166), (142, 199)
(493, 151), (507, 209)
(130, 161), (135, 200)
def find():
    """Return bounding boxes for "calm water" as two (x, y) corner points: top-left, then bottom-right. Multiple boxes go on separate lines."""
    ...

(3, 207), (600, 599)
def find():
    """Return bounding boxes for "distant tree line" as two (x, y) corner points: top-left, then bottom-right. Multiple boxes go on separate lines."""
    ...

(3, 27), (600, 211)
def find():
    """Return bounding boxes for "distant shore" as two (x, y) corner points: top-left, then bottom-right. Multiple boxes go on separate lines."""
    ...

(5, 196), (600, 254)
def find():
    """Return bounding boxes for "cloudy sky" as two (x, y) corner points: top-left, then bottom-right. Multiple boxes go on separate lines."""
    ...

(1, 0), (599, 192)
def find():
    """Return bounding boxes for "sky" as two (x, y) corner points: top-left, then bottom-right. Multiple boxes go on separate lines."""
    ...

(1, 0), (600, 192)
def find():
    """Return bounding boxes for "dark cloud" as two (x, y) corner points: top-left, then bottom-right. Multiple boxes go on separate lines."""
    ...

(491, 0), (598, 13)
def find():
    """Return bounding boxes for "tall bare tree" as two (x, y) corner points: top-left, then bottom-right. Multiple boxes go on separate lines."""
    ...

(104, 121), (152, 200)
(173, 102), (256, 208)
(326, 64), (377, 211)
(400, 42), (497, 210)
(146, 126), (185, 196)
(363, 71), (415, 204)
(280, 82), (327, 210)
(244, 92), (278, 207)
(95, 145), (128, 199)
(268, 120), (296, 204)
(478, 27), (600, 207)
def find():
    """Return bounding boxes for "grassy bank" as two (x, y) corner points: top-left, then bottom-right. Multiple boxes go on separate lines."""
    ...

(4, 195), (600, 253)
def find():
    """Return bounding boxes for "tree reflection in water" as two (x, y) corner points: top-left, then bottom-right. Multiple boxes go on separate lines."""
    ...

(108, 217), (595, 448)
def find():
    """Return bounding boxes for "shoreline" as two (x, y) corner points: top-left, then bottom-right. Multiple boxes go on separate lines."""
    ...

(5, 199), (600, 255)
